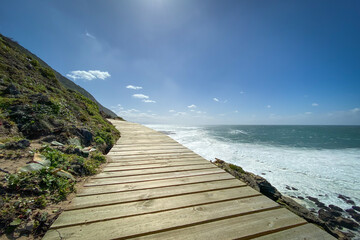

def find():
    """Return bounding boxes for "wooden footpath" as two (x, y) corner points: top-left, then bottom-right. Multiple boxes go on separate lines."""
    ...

(43, 120), (335, 239)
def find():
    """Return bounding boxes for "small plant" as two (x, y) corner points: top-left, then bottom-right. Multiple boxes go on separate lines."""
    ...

(229, 163), (245, 173)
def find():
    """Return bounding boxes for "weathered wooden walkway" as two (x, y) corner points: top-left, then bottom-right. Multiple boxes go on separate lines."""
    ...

(43, 120), (335, 239)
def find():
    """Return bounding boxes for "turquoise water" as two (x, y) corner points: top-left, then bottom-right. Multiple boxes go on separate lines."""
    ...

(205, 125), (360, 149)
(147, 124), (360, 212)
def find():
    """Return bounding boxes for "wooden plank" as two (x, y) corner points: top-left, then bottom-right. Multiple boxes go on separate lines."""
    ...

(84, 168), (226, 186)
(107, 149), (195, 156)
(130, 208), (307, 240)
(107, 152), (201, 160)
(44, 196), (280, 240)
(103, 160), (209, 171)
(94, 163), (217, 179)
(108, 154), (202, 162)
(77, 172), (235, 196)
(71, 179), (249, 210)
(106, 158), (206, 166)
(52, 187), (261, 229)
(111, 145), (188, 151)
(252, 223), (336, 240)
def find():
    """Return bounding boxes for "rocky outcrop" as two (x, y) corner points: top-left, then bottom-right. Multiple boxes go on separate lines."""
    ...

(212, 158), (359, 239)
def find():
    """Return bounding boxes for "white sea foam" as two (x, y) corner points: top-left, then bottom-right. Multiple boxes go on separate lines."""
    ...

(146, 124), (360, 211)
(229, 129), (248, 135)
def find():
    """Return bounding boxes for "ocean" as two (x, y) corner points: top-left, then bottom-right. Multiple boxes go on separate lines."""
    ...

(146, 124), (360, 211)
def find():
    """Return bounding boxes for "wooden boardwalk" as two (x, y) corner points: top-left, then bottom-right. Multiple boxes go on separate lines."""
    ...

(43, 120), (335, 239)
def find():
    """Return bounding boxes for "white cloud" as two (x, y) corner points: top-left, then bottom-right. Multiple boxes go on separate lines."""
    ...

(312, 103), (319, 107)
(85, 31), (95, 39)
(132, 94), (149, 99)
(174, 112), (187, 116)
(126, 85), (143, 90)
(188, 104), (197, 109)
(234, 110), (239, 113)
(213, 98), (219, 102)
(142, 99), (156, 103)
(305, 112), (312, 115)
(351, 108), (360, 113)
(267, 105), (271, 108)
(240, 91), (245, 94)
(66, 70), (110, 81)
(190, 109), (195, 112)
(88, 70), (111, 80)
(169, 110), (176, 113)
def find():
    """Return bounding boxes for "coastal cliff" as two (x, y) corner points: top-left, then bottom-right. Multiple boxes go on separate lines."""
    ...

(0, 33), (121, 238)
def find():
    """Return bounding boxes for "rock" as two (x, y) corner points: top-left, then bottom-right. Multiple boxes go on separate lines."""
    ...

(346, 199), (355, 205)
(353, 206), (360, 212)
(68, 137), (82, 147)
(51, 140), (64, 146)
(297, 196), (304, 200)
(25, 221), (34, 232)
(42, 135), (56, 143)
(338, 194), (351, 202)
(79, 128), (93, 146)
(53, 169), (75, 181)
(306, 196), (326, 208)
(32, 153), (51, 166)
(335, 217), (359, 230)
(286, 185), (291, 190)
(4, 84), (20, 95)
(307, 196), (319, 202)
(318, 209), (333, 222)
(19, 163), (45, 173)
(291, 187), (298, 191)
(329, 204), (343, 212)
(5, 139), (30, 149)
(329, 209), (342, 217)
(346, 209), (360, 222)
(17, 139), (30, 148)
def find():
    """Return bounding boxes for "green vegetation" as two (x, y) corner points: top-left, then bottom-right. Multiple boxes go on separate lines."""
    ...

(0, 33), (121, 238)
(229, 163), (245, 173)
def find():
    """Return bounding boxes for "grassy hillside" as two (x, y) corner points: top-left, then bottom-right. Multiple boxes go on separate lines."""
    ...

(0, 33), (118, 118)
(0, 34), (121, 238)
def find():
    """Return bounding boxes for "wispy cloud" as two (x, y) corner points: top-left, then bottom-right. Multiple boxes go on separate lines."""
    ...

(132, 93), (156, 103)
(132, 94), (149, 99)
(305, 112), (312, 115)
(142, 99), (156, 103)
(169, 110), (176, 113)
(85, 31), (95, 39)
(174, 112), (187, 116)
(312, 103), (319, 107)
(213, 98), (219, 102)
(188, 104), (197, 109)
(240, 91), (245, 94)
(267, 105), (271, 108)
(351, 108), (360, 113)
(66, 70), (110, 81)
(126, 85), (143, 90)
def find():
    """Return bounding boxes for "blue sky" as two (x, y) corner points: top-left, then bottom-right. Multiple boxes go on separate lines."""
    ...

(1, 0), (359, 124)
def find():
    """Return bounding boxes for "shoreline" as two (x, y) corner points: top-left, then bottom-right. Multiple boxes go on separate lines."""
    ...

(212, 158), (360, 239)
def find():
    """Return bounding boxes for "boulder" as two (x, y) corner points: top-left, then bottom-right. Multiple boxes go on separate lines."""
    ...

(353, 206), (360, 212)
(79, 128), (93, 146)
(335, 217), (359, 230)
(329, 204), (343, 212)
